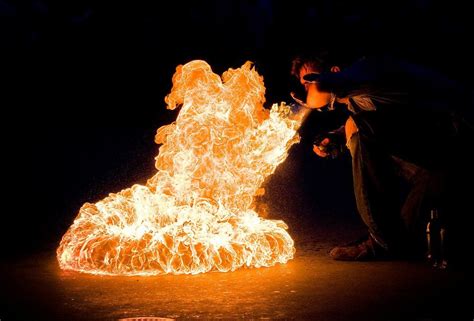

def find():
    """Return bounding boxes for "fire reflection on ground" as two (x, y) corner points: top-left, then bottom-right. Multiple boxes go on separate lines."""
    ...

(2, 230), (469, 321)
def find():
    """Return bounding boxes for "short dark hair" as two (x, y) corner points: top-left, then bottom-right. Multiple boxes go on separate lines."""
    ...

(290, 50), (355, 79)
(291, 51), (331, 79)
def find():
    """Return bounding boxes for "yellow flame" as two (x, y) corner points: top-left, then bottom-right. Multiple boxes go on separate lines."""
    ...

(57, 60), (301, 275)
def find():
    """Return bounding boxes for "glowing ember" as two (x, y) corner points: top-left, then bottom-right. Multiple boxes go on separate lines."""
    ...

(57, 60), (301, 275)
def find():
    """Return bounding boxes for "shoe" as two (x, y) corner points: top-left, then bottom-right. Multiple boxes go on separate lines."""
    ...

(329, 235), (389, 261)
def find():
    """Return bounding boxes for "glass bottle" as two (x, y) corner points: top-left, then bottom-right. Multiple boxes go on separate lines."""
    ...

(426, 208), (447, 269)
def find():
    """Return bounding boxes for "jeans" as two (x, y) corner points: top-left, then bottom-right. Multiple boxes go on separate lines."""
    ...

(347, 131), (446, 250)
(346, 111), (463, 251)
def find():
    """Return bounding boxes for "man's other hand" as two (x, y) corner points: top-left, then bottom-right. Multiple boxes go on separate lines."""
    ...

(313, 138), (330, 158)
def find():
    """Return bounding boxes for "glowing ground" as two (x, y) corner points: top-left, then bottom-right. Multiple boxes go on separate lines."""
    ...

(1, 223), (470, 321)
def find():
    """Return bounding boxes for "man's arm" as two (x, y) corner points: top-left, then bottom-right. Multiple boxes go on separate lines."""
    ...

(313, 117), (358, 158)
(303, 56), (382, 98)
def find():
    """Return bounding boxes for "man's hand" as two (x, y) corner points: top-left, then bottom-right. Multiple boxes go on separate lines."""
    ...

(313, 137), (331, 158)
(313, 129), (346, 159)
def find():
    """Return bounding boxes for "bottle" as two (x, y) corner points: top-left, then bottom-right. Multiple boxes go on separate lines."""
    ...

(426, 208), (440, 266)
(426, 208), (447, 269)
(439, 223), (448, 270)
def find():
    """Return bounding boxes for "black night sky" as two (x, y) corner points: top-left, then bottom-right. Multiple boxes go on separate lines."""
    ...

(1, 2), (473, 320)
(4, 0), (474, 258)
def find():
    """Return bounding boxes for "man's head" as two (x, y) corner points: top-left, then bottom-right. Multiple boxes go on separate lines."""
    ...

(291, 52), (341, 109)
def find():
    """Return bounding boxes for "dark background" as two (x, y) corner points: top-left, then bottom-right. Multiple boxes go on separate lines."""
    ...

(3, 0), (473, 258)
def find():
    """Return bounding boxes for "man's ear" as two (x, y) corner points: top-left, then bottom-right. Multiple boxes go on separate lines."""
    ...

(330, 66), (341, 73)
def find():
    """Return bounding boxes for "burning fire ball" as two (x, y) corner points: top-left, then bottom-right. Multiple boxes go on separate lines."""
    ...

(57, 61), (302, 276)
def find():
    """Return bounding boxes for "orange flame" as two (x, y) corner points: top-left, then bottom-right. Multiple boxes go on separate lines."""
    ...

(57, 61), (301, 275)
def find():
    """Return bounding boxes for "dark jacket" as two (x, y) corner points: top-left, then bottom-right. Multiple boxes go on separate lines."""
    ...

(303, 55), (474, 169)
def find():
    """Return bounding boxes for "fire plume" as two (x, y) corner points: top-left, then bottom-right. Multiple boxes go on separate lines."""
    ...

(57, 61), (300, 275)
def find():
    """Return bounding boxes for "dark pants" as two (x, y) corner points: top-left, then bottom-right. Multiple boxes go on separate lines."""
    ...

(348, 111), (473, 254)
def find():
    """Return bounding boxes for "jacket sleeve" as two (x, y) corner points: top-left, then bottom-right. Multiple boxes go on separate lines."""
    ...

(303, 56), (383, 98)
(304, 55), (474, 122)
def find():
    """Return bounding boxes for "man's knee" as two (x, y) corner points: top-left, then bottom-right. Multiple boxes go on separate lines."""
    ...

(345, 116), (359, 142)
(345, 117), (359, 157)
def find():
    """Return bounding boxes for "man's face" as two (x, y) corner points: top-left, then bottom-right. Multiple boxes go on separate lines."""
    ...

(299, 65), (332, 109)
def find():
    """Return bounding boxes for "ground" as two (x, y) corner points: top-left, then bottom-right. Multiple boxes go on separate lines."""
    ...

(1, 221), (470, 321)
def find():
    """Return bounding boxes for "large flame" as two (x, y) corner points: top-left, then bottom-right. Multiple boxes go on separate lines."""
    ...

(57, 61), (301, 275)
